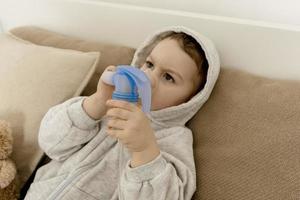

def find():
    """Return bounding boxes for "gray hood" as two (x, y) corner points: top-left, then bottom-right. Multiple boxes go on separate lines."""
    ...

(131, 26), (220, 128)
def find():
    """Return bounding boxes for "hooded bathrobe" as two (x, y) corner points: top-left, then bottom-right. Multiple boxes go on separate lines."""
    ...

(24, 26), (220, 200)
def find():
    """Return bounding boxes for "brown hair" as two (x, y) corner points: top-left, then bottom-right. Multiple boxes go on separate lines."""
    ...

(162, 32), (208, 91)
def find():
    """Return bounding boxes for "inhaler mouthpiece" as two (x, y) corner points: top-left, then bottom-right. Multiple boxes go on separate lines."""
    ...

(100, 65), (151, 113)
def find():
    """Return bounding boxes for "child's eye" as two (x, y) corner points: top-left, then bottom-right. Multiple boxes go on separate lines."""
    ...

(145, 61), (154, 68)
(164, 73), (175, 83)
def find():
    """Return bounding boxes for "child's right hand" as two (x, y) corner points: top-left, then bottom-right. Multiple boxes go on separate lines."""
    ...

(95, 65), (117, 103)
(82, 65), (116, 120)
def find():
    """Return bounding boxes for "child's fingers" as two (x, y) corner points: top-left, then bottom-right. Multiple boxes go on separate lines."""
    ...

(106, 108), (130, 120)
(105, 65), (116, 71)
(137, 98), (142, 109)
(107, 118), (126, 130)
(106, 99), (136, 112)
(106, 128), (124, 139)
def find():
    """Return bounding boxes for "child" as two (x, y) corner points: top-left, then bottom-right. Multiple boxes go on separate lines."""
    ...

(25, 26), (220, 200)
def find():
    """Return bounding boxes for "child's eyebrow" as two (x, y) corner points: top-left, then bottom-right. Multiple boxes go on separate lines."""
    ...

(148, 55), (183, 81)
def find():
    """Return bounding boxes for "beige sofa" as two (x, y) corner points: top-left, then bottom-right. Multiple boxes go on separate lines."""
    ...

(2, 26), (300, 199)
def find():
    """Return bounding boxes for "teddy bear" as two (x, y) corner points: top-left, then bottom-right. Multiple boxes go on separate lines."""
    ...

(0, 120), (19, 200)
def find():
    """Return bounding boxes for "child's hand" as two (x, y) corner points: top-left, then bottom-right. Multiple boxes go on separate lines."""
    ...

(105, 99), (158, 153)
(82, 65), (118, 120)
(95, 65), (117, 102)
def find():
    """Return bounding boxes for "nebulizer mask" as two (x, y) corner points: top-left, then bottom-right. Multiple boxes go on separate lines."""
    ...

(100, 65), (151, 113)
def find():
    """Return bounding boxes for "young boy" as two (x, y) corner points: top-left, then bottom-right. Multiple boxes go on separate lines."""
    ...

(25, 26), (220, 200)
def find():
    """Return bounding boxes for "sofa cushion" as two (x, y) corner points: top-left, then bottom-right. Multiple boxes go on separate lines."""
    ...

(189, 68), (300, 200)
(0, 33), (99, 186)
(10, 26), (135, 96)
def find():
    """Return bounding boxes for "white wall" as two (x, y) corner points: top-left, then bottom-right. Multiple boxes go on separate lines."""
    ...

(0, 19), (3, 33)
(0, 0), (299, 80)
(1, 0), (300, 32)
(98, 0), (300, 26)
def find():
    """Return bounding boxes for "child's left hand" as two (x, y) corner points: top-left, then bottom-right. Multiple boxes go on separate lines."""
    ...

(105, 99), (158, 153)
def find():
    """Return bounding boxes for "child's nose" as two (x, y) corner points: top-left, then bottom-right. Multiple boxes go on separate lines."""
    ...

(143, 70), (157, 91)
(150, 75), (156, 90)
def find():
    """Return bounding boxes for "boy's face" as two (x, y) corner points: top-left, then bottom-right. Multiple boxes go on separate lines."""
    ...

(141, 38), (201, 111)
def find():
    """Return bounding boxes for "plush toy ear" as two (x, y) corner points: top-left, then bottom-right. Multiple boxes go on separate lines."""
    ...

(0, 120), (13, 159)
(0, 160), (16, 189)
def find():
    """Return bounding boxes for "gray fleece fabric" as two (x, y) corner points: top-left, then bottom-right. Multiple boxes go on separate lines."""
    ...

(24, 26), (220, 200)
